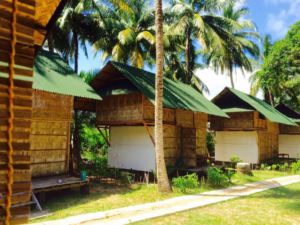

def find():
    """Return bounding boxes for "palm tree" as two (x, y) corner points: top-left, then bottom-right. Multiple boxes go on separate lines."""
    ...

(205, 2), (260, 88)
(155, 0), (172, 193)
(91, 0), (155, 68)
(167, 0), (240, 85)
(250, 35), (274, 105)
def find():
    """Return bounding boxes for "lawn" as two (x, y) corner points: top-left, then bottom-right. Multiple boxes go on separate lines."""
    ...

(30, 170), (290, 223)
(132, 181), (300, 225)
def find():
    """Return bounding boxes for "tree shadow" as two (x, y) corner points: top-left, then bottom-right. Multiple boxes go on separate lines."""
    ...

(36, 182), (144, 214)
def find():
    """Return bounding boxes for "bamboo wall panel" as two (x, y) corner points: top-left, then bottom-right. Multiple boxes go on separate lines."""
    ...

(163, 125), (179, 166)
(177, 111), (208, 167)
(176, 109), (194, 128)
(257, 121), (279, 162)
(210, 112), (259, 131)
(279, 123), (300, 134)
(143, 97), (175, 124)
(30, 90), (72, 177)
(0, 0), (35, 222)
(96, 93), (143, 125)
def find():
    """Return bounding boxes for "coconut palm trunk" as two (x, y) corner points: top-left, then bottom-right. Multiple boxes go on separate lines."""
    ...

(72, 31), (82, 173)
(155, 0), (172, 193)
(185, 29), (191, 84)
(229, 66), (235, 88)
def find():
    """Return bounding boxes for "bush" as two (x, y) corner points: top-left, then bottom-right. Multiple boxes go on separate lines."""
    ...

(230, 155), (242, 169)
(291, 160), (300, 174)
(85, 152), (110, 177)
(207, 167), (228, 187)
(172, 173), (200, 193)
(279, 163), (289, 172)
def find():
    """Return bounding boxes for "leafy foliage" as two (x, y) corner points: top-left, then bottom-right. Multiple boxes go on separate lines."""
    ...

(207, 167), (228, 187)
(252, 21), (300, 109)
(291, 160), (300, 174)
(89, 0), (155, 68)
(230, 155), (242, 169)
(172, 173), (200, 192)
(206, 132), (215, 156)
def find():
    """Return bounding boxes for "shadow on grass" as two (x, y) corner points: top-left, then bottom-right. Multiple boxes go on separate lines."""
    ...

(39, 182), (144, 213)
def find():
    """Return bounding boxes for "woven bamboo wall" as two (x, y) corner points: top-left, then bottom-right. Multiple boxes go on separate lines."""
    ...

(257, 120), (279, 162)
(0, 0), (35, 223)
(163, 125), (179, 166)
(176, 110), (208, 167)
(279, 123), (300, 134)
(30, 90), (72, 177)
(143, 97), (176, 124)
(210, 111), (267, 131)
(96, 93), (143, 125)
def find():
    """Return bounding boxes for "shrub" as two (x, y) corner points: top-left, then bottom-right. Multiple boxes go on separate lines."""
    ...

(172, 173), (200, 193)
(291, 160), (300, 174)
(224, 168), (236, 183)
(207, 167), (227, 187)
(279, 163), (289, 172)
(230, 155), (242, 169)
(85, 152), (110, 177)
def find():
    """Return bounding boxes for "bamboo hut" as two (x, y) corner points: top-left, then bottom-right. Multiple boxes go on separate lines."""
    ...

(210, 87), (296, 164)
(31, 50), (100, 180)
(0, 1), (67, 223)
(276, 104), (300, 158)
(91, 62), (228, 172)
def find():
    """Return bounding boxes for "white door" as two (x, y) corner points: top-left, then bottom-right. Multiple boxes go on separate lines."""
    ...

(108, 126), (156, 171)
(215, 131), (259, 164)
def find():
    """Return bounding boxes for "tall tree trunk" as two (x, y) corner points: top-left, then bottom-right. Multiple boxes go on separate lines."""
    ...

(229, 66), (235, 88)
(48, 31), (54, 53)
(74, 31), (79, 73)
(72, 31), (81, 173)
(155, 0), (172, 193)
(185, 28), (191, 84)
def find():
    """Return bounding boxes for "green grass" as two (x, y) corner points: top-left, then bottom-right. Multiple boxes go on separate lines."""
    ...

(132, 181), (300, 225)
(30, 170), (290, 223)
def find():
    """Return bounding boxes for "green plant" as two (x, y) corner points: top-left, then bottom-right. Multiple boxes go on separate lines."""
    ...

(230, 155), (242, 169)
(224, 168), (236, 183)
(291, 160), (300, 174)
(279, 163), (289, 172)
(172, 173), (200, 193)
(206, 132), (216, 156)
(85, 152), (110, 177)
(207, 167), (228, 187)
(120, 172), (135, 184)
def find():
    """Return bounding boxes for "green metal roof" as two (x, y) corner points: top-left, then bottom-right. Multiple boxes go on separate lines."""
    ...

(213, 87), (297, 126)
(93, 61), (228, 117)
(223, 108), (254, 113)
(275, 103), (300, 123)
(33, 50), (101, 100)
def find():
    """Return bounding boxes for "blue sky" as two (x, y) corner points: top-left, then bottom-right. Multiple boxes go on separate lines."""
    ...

(77, 0), (300, 97)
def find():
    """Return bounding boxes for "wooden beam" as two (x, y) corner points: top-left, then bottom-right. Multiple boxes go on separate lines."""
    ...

(97, 126), (111, 147)
(143, 121), (155, 146)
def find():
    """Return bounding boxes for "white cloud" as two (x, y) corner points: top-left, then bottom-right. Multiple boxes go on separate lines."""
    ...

(265, 0), (300, 38)
(195, 67), (262, 100)
(266, 13), (288, 38)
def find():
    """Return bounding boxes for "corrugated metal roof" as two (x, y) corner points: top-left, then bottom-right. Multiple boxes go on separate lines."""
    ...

(92, 61), (228, 117)
(33, 50), (101, 100)
(223, 108), (254, 113)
